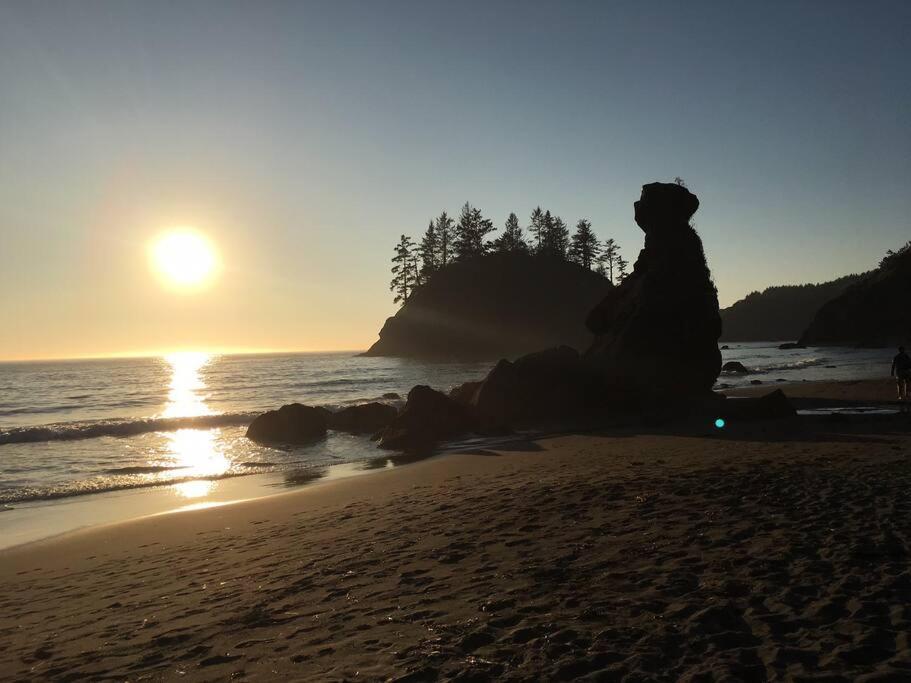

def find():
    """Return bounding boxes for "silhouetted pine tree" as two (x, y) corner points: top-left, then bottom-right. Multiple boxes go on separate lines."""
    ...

(537, 211), (568, 258)
(492, 212), (528, 253)
(599, 238), (619, 284)
(527, 207), (545, 254)
(880, 240), (911, 269)
(616, 255), (629, 282)
(419, 219), (440, 282)
(568, 219), (600, 269)
(453, 202), (494, 260)
(541, 211), (555, 255)
(435, 211), (453, 268)
(551, 216), (569, 258)
(390, 234), (417, 304)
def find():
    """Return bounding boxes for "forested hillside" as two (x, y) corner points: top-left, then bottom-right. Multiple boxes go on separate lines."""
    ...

(720, 274), (864, 342)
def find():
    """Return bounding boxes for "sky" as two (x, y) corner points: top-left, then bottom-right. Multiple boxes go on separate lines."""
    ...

(0, 0), (908, 360)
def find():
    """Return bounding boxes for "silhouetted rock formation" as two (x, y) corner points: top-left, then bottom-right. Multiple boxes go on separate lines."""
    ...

(584, 183), (721, 402)
(722, 361), (750, 374)
(449, 380), (483, 406)
(327, 403), (398, 435)
(800, 246), (911, 347)
(246, 404), (328, 444)
(376, 385), (477, 451)
(453, 346), (600, 428)
(364, 252), (612, 361)
(720, 274), (864, 342)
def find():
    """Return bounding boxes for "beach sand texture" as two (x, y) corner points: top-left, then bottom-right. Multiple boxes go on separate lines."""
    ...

(2, 382), (911, 681)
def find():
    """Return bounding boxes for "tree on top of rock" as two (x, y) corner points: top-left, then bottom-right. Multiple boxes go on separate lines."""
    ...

(598, 238), (620, 284)
(538, 211), (569, 259)
(435, 211), (454, 269)
(390, 234), (418, 305)
(418, 219), (441, 283)
(453, 202), (495, 260)
(527, 207), (545, 253)
(568, 219), (601, 270)
(616, 254), (629, 282)
(492, 212), (529, 254)
(550, 215), (570, 259)
(879, 240), (911, 270)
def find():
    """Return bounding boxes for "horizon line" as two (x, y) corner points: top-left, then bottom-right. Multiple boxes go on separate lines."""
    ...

(0, 347), (369, 364)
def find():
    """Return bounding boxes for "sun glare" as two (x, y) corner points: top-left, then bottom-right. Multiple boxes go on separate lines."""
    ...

(150, 230), (218, 290)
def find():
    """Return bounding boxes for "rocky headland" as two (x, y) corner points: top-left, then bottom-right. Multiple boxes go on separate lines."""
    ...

(363, 252), (612, 361)
(800, 242), (911, 347)
(720, 273), (864, 342)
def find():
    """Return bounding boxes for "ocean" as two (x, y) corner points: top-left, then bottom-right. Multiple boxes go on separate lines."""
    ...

(0, 344), (892, 544)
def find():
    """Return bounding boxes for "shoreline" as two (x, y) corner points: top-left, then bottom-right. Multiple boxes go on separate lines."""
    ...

(0, 454), (428, 553)
(1, 376), (902, 552)
(1, 379), (909, 679)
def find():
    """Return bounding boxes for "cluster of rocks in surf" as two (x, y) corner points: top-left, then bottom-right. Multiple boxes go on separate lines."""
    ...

(246, 183), (797, 450)
(246, 401), (397, 444)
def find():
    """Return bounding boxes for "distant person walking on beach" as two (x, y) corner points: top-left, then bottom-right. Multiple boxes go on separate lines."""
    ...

(891, 346), (911, 401)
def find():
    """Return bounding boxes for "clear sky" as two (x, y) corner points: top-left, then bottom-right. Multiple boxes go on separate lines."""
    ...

(1, 1), (908, 360)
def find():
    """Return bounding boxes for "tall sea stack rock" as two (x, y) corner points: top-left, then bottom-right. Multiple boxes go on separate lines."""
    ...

(584, 183), (722, 402)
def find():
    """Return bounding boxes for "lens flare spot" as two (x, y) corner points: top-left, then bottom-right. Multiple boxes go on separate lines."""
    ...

(715, 418), (726, 429)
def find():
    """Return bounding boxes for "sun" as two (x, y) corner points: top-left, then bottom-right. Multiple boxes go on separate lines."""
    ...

(150, 230), (219, 290)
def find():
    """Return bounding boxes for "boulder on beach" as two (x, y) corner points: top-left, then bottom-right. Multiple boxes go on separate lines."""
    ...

(722, 361), (750, 374)
(778, 342), (806, 350)
(328, 402), (398, 434)
(464, 346), (599, 427)
(449, 380), (483, 406)
(376, 385), (477, 451)
(246, 403), (328, 444)
(584, 182), (722, 402)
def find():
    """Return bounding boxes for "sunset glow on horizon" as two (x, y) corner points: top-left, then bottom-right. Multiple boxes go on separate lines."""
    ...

(1, 2), (908, 361)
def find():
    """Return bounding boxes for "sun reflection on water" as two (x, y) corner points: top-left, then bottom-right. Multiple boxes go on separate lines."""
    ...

(162, 352), (214, 418)
(172, 478), (216, 499)
(159, 352), (230, 498)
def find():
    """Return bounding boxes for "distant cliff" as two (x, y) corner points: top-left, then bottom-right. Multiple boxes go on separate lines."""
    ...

(800, 243), (911, 347)
(364, 252), (612, 361)
(720, 274), (864, 342)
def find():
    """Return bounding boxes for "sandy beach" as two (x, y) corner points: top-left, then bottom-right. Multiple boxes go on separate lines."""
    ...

(2, 379), (910, 681)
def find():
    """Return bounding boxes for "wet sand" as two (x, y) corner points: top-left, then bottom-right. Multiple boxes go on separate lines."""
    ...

(2, 379), (910, 681)
(726, 377), (905, 403)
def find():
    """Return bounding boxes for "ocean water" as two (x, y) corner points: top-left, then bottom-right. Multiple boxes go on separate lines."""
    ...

(0, 345), (892, 509)
(0, 352), (490, 507)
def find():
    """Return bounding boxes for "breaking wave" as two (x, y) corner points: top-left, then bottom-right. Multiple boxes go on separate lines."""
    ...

(0, 412), (259, 446)
(754, 357), (830, 373)
(0, 469), (266, 505)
